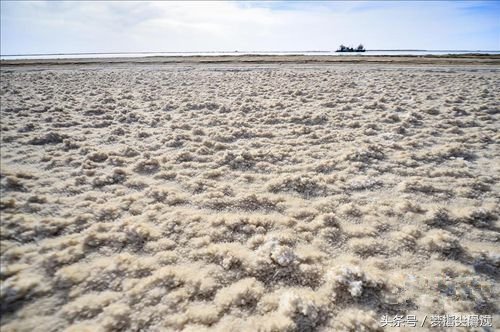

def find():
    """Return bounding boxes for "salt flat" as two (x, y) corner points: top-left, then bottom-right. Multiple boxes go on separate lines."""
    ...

(1, 58), (499, 331)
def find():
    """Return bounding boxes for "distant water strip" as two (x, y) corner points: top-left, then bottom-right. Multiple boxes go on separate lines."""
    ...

(1, 50), (499, 60)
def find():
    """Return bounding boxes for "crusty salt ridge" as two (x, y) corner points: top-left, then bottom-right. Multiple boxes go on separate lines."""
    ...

(0, 58), (499, 331)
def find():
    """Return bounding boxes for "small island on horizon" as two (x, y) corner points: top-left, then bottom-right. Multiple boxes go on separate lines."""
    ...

(336, 44), (366, 52)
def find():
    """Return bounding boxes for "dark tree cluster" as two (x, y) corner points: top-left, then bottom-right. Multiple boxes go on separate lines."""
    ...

(337, 44), (366, 52)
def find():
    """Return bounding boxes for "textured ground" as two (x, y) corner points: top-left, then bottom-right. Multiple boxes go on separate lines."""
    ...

(0, 62), (499, 331)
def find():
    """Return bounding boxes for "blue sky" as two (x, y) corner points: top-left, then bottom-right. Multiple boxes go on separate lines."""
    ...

(1, 1), (499, 54)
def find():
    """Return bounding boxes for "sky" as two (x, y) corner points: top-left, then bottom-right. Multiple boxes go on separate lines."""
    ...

(1, 1), (499, 54)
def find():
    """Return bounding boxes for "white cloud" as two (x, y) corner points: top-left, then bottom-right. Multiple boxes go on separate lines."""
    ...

(1, 1), (498, 54)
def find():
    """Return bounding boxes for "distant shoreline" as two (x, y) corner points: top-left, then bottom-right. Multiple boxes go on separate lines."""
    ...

(2, 49), (500, 58)
(2, 54), (500, 67)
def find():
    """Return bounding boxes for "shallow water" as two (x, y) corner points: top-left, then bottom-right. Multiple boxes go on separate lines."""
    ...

(1, 50), (499, 60)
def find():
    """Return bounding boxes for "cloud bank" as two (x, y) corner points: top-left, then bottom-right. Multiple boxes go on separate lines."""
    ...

(1, 1), (499, 54)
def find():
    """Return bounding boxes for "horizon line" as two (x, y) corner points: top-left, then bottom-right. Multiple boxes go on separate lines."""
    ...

(2, 49), (500, 57)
